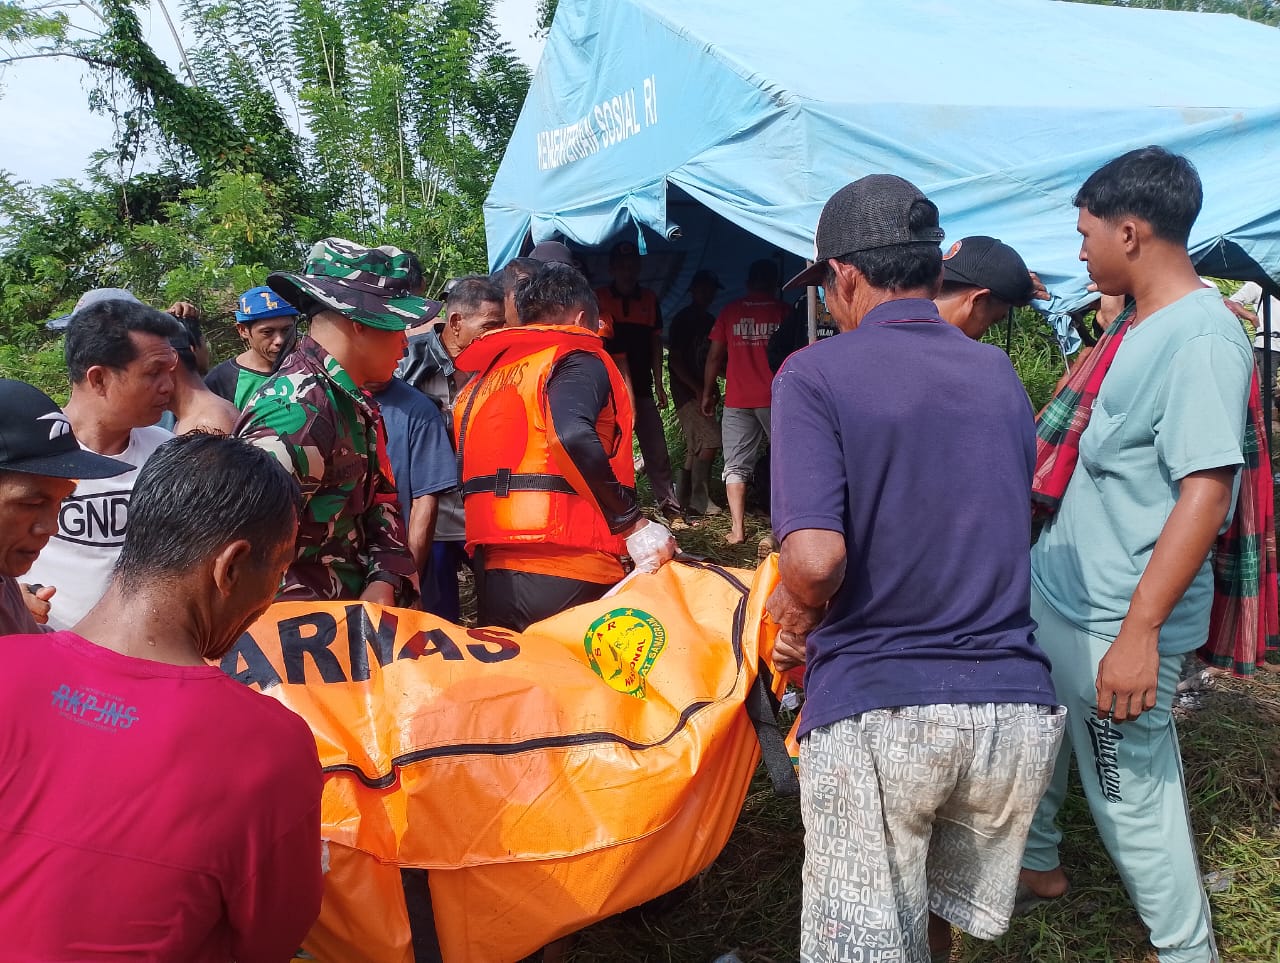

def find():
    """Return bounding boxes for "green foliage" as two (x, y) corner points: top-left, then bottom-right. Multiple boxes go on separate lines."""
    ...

(0, 167), (295, 333)
(0, 336), (67, 402)
(536, 0), (559, 36)
(1062, 0), (1280, 24)
(0, 1), (68, 53)
(982, 308), (1069, 412)
(0, 0), (530, 353)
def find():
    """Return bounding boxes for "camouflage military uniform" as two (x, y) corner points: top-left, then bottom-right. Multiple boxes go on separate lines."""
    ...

(235, 334), (418, 602)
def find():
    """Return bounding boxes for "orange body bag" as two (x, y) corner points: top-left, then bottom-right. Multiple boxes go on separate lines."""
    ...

(219, 558), (787, 962)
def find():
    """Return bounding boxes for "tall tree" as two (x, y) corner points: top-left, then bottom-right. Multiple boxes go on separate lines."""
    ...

(0, 0), (531, 346)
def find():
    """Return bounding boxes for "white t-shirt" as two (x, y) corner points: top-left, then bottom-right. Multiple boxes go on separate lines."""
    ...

(1229, 282), (1280, 352)
(26, 425), (172, 630)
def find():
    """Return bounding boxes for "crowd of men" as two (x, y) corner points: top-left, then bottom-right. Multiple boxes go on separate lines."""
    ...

(0, 145), (1258, 963)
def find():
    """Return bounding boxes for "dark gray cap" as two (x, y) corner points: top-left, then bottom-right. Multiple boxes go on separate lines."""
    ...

(785, 175), (945, 289)
(529, 240), (575, 265)
(46, 287), (142, 332)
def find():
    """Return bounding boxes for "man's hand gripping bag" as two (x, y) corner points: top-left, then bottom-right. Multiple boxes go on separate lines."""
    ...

(220, 558), (788, 962)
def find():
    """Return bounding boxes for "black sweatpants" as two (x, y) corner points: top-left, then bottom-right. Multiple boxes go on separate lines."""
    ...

(475, 567), (610, 632)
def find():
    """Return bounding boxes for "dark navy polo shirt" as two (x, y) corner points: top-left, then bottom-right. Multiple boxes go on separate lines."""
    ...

(770, 298), (1056, 738)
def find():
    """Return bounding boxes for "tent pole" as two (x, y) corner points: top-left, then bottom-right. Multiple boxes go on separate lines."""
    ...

(1265, 295), (1274, 457)
(806, 260), (818, 345)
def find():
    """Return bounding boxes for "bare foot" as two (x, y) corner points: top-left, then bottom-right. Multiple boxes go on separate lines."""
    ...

(726, 530), (745, 545)
(1019, 865), (1070, 899)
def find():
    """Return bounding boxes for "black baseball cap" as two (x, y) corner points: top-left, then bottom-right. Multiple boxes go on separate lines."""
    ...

(609, 240), (641, 259)
(941, 236), (1034, 306)
(784, 175), (945, 289)
(0, 379), (131, 479)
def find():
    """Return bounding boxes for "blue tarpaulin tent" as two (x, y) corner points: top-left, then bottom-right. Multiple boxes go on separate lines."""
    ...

(485, 0), (1280, 342)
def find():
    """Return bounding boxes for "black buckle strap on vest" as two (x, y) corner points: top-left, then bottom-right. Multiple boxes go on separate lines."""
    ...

(462, 470), (579, 498)
(746, 659), (801, 797)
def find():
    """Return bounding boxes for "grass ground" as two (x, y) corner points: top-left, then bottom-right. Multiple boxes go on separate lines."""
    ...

(562, 506), (1280, 963)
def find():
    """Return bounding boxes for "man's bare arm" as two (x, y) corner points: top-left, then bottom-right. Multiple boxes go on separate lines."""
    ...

(768, 528), (847, 672)
(1096, 467), (1234, 721)
(406, 493), (440, 574)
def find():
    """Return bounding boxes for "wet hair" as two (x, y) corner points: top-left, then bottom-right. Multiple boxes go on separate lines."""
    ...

(502, 257), (540, 289)
(499, 257), (542, 314)
(515, 263), (599, 327)
(169, 312), (205, 374)
(1074, 146), (1202, 245)
(447, 275), (504, 316)
(65, 299), (183, 384)
(827, 200), (943, 292)
(113, 433), (300, 589)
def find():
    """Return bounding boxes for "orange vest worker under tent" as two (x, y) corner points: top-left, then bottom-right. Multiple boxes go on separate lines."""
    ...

(219, 557), (792, 962)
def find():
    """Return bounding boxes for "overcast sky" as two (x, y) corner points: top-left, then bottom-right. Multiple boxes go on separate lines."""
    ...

(0, 0), (545, 186)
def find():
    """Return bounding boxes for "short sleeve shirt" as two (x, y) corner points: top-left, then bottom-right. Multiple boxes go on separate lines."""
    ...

(667, 303), (716, 408)
(0, 631), (322, 961)
(374, 379), (458, 522)
(710, 295), (788, 408)
(771, 299), (1056, 738)
(597, 286), (661, 398)
(1032, 288), (1253, 653)
(396, 325), (470, 541)
(205, 359), (271, 410)
(24, 425), (173, 630)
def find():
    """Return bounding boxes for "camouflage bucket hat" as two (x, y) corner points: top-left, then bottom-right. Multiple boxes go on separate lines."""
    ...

(267, 237), (443, 331)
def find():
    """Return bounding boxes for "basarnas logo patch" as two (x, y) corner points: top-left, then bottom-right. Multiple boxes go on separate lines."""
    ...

(584, 607), (667, 699)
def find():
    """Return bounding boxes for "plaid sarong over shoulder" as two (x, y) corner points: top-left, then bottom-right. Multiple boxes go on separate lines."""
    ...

(1031, 312), (1132, 514)
(1203, 368), (1280, 675)
(1031, 308), (1278, 676)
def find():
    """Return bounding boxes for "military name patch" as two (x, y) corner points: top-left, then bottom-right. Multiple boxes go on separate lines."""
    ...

(584, 607), (667, 699)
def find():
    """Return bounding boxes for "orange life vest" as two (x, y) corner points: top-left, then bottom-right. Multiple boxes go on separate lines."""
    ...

(595, 285), (659, 330)
(453, 324), (635, 557)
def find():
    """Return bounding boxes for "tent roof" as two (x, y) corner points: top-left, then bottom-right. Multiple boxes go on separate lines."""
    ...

(485, 0), (1280, 323)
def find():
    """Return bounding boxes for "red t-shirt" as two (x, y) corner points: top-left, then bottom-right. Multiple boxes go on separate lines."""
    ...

(710, 295), (788, 408)
(0, 631), (323, 962)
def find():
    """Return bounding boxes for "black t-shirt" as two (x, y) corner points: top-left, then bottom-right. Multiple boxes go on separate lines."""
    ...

(204, 358), (272, 409)
(600, 287), (663, 399)
(667, 303), (716, 408)
(204, 358), (240, 403)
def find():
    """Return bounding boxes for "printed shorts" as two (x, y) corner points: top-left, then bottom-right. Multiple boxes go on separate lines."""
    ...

(799, 702), (1067, 963)
(676, 399), (722, 452)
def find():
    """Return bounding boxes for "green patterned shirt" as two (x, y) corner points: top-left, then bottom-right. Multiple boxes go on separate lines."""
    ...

(234, 335), (417, 603)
